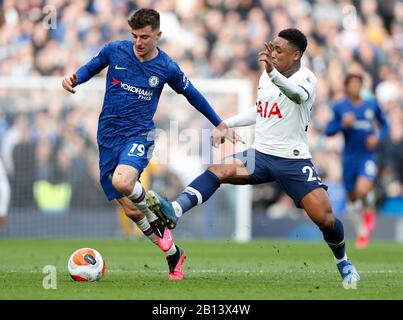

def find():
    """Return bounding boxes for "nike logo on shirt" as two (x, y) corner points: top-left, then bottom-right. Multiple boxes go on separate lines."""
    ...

(115, 65), (126, 70)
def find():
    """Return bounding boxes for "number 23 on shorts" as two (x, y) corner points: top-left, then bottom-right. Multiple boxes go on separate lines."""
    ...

(302, 165), (322, 184)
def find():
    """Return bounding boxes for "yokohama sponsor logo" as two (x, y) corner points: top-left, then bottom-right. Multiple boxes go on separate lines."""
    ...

(112, 78), (153, 100)
(120, 82), (152, 97)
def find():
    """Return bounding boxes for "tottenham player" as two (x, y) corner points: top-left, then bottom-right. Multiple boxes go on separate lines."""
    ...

(62, 8), (229, 280)
(325, 74), (389, 249)
(146, 29), (360, 288)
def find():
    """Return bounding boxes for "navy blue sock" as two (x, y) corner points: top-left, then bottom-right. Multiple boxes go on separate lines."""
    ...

(321, 218), (346, 260)
(175, 170), (221, 214)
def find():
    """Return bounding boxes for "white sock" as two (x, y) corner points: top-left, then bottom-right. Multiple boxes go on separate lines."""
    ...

(135, 216), (157, 244)
(363, 190), (376, 210)
(165, 243), (177, 256)
(128, 181), (143, 201)
(335, 253), (348, 264)
(128, 182), (159, 222)
(172, 201), (183, 218)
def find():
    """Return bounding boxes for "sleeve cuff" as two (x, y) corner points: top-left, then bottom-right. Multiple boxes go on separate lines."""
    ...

(266, 68), (280, 80)
(223, 119), (232, 128)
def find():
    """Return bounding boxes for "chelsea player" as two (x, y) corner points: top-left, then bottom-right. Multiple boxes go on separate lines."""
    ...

(325, 74), (389, 249)
(62, 8), (229, 280)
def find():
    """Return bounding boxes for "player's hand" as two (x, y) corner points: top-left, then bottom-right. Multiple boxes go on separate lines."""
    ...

(211, 122), (245, 148)
(366, 135), (379, 150)
(211, 122), (229, 148)
(258, 42), (274, 73)
(342, 112), (355, 128)
(62, 73), (78, 94)
(225, 128), (245, 145)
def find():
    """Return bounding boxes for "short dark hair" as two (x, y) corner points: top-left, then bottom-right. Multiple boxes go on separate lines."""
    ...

(128, 8), (160, 30)
(278, 28), (307, 54)
(344, 73), (363, 87)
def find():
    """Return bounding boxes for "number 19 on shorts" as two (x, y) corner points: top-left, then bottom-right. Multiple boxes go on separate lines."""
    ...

(128, 143), (145, 157)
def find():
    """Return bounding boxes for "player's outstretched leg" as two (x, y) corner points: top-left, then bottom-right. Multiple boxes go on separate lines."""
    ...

(146, 190), (178, 229)
(146, 169), (222, 229)
(301, 188), (360, 288)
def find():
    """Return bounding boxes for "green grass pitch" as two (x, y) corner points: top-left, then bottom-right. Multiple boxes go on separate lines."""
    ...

(1, 239), (402, 299)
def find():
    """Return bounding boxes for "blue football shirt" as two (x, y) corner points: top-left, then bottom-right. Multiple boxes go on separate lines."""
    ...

(325, 97), (389, 161)
(75, 40), (221, 148)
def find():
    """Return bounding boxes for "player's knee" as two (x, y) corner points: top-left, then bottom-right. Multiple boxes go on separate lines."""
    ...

(207, 165), (229, 182)
(112, 178), (134, 196)
(317, 212), (336, 231)
(354, 188), (369, 200)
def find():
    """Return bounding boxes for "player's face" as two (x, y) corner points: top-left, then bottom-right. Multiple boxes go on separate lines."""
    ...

(271, 37), (301, 73)
(131, 26), (161, 59)
(346, 78), (362, 98)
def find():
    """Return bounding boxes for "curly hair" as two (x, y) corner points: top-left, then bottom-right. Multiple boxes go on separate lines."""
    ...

(278, 28), (307, 54)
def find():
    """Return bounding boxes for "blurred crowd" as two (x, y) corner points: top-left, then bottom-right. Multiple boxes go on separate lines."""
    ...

(0, 0), (401, 216)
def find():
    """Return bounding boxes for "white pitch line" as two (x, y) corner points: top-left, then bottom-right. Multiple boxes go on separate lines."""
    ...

(2, 269), (403, 274)
(106, 269), (403, 274)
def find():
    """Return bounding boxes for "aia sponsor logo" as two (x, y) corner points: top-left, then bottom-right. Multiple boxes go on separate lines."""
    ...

(257, 101), (283, 118)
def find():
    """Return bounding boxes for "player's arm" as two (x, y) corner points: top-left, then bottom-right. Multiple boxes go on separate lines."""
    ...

(180, 81), (244, 147)
(167, 62), (243, 147)
(375, 102), (389, 141)
(224, 106), (256, 128)
(324, 104), (343, 136)
(366, 102), (389, 150)
(266, 68), (310, 104)
(210, 107), (256, 148)
(258, 43), (313, 104)
(62, 44), (110, 94)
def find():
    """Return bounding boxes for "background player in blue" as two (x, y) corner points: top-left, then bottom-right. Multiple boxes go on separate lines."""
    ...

(325, 74), (389, 249)
(62, 8), (229, 280)
(146, 29), (360, 289)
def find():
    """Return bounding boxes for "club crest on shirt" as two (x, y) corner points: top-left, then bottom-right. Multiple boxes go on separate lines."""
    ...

(148, 76), (159, 87)
(364, 109), (374, 120)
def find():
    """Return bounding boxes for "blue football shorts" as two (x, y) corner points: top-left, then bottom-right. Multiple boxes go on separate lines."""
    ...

(233, 148), (328, 208)
(99, 135), (154, 201)
(342, 155), (377, 193)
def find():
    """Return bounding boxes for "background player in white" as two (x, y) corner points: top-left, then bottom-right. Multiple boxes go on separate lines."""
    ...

(146, 28), (360, 288)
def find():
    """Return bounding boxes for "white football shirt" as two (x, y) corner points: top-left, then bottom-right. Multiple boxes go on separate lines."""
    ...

(252, 67), (317, 159)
